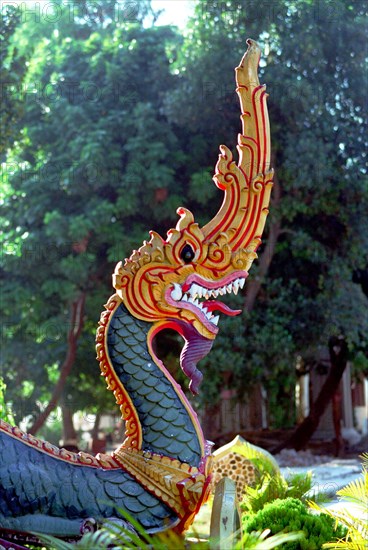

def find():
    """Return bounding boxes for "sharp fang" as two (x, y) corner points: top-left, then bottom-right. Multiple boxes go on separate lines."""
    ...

(171, 283), (183, 301)
(218, 288), (225, 296)
(194, 299), (200, 307)
(182, 294), (188, 301)
(212, 315), (220, 326)
(239, 278), (245, 289)
(189, 286), (197, 299)
(226, 284), (232, 294)
(197, 286), (204, 298)
(202, 307), (208, 315)
(212, 289), (218, 298)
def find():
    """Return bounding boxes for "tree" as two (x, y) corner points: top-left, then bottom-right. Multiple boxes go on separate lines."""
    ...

(0, 0), (183, 438)
(273, 335), (349, 453)
(0, 4), (28, 159)
(166, 0), (368, 437)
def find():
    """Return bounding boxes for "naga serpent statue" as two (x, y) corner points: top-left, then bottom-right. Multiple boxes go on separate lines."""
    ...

(0, 40), (273, 545)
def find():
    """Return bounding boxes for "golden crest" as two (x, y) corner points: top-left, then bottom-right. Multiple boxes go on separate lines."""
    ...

(113, 40), (273, 344)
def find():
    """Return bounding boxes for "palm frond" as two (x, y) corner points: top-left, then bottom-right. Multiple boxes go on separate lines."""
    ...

(323, 539), (368, 550)
(234, 528), (303, 549)
(337, 471), (368, 510)
(309, 460), (368, 550)
(359, 453), (368, 471)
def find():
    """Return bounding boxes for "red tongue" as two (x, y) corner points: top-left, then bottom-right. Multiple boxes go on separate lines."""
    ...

(203, 300), (242, 316)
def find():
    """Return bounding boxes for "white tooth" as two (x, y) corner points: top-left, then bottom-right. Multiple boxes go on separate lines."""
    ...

(212, 315), (220, 326)
(182, 294), (188, 301)
(194, 299), (200, 307)
(204, 291), (210, 299)
(212, 289), (218, 298)
(202, 307), (208, 315)
(218, 288), (225, 296)
(171, 283), (183, 301)
(233, 280), (239, 295)
(189, 285), (197, 299)
(206, 311), (213, 320)
(227, 284), (232, 294)
(239, 278), (245, 289)
(197, 286), (204, 298)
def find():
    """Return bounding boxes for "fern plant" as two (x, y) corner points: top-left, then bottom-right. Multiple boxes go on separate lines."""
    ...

(37, 506), (302, 550)
(241, 469), (319, 514)
(309, 453), (368, 550)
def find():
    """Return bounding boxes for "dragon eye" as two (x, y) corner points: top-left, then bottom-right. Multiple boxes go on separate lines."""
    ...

(180, 244), (195, 264)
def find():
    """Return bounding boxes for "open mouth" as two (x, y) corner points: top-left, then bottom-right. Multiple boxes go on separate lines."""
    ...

(166, 272), (247, 331)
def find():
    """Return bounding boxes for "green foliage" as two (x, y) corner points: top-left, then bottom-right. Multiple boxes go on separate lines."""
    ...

(0, 4), (27, 159)
(243, 497), (347, 550)
(0, 377), (15, 424)
(309, 455), (368, 549)
(241, 470), (317, 514)
(0, 1), (183, 430)
(37, 506), (303, 549)
(235, 529), (303, 550)
(38, 505), (207, 549)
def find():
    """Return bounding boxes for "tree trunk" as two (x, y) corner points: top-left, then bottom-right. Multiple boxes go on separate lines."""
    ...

(332, 388), (343, 457)
(91, 411), (101, 440)
(244, 170), (281, 313)
(61, 401), (78, 450)
(272, 335), (348, 453)
(29, 293), (85, 435)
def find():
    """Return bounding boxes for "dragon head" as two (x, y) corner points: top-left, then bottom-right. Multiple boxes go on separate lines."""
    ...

(113, 40), (273, 394)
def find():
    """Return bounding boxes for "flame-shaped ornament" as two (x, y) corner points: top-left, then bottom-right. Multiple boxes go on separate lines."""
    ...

(113, 39), (274, 393)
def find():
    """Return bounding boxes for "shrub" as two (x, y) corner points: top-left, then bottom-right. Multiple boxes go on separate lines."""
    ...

(241, 470), (318, 514)
(243, 497), (347, 550)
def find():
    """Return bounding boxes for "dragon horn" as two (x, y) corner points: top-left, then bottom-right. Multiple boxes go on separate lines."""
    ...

(202, 39), (274, 264)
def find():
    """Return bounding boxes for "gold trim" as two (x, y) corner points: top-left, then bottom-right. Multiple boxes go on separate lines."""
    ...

(96, 294), (143, 449)
(113, 445), (211, 520)
(0, 419), (119, 469)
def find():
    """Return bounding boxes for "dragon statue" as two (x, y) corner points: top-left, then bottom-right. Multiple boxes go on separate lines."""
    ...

(0, 39), (273, 547)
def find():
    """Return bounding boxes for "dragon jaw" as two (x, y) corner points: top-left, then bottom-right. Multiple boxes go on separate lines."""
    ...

(166, 271), (247, 335)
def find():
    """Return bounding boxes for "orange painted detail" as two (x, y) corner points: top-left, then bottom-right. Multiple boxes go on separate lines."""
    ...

(0, 419), (121, 469)
(96, 294), (142, 449)
(112, 443), (213, 532)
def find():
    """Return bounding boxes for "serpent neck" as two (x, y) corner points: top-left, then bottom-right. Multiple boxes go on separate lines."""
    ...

(107, 302), (204, 467)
